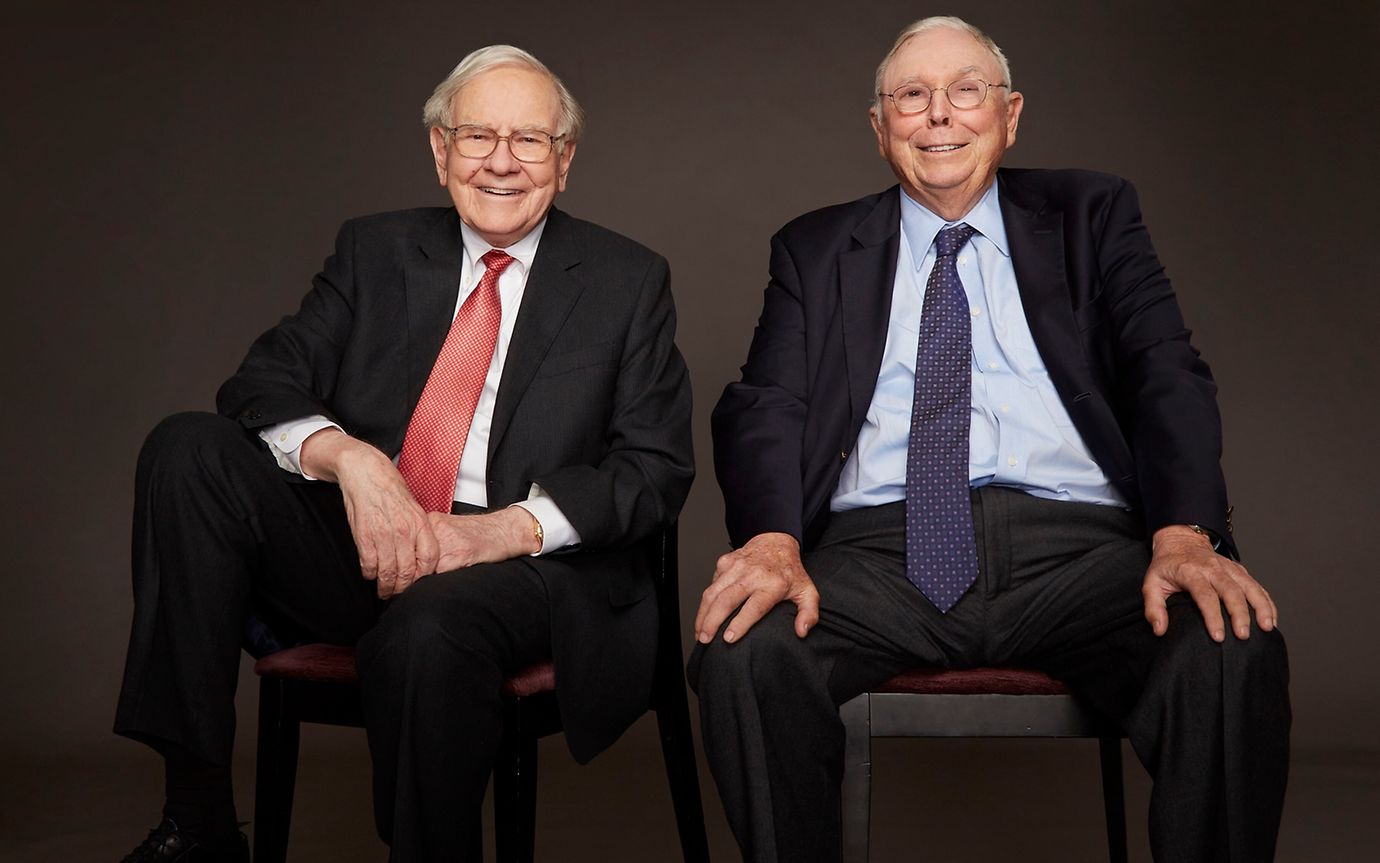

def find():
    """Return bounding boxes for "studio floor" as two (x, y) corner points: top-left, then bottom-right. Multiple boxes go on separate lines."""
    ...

(2, 715), (1375, 862)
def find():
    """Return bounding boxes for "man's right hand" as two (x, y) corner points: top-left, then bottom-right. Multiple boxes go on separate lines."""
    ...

(300, 428), (440, 599)
(694, 532), (819, 645)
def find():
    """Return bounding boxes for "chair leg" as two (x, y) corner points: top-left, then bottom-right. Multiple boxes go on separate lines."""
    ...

(840, 694), (873, 863)
(653, 675), (710, 863)
(1098, 735), (1128, 863)
(253, 677), (300, 863)
(494, 699), (539, 863)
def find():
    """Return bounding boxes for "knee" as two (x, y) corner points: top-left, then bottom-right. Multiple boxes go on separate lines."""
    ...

(358, 576), (503, 682)
(689, 605), (811, 705)
(1161, 601), (1290, 685)
(138, 411), (247, 481)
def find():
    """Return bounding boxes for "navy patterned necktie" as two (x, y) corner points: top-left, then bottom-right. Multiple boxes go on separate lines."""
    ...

(905, 223), (979, 613)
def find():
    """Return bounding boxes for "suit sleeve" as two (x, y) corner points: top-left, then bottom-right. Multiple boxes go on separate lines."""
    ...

(711, 231), (810, 548)
(1097, 179), (1234, 553)
(216, 220), (359, 429)
(531, 255), (695, 550)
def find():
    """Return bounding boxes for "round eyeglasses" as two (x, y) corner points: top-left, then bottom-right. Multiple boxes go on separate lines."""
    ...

(444, 125), (563, 163)
(879, 78), (1008, 114)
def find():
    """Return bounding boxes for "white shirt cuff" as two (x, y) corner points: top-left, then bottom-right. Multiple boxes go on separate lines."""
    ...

(511, 484), (581, 555)
(258, 416), (341, 480)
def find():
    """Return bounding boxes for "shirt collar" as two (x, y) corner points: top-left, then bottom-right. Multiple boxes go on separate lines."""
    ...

(458, 214), (548, 278)
(899, 181), (1009, 269)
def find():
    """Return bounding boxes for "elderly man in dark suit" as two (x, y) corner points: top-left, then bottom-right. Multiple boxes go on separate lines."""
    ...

(114, 45), (692, 862)
(692, 16), (1288, 863)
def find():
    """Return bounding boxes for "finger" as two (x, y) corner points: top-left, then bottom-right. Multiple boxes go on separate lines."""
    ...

(696, 582), (746, 644)
(357, 535), (379, 583)
(695, 575), (734, 640)
(392, 531), (418, 595)
(1141, 578), (1169, 637)
(1239, 575), (1277, 632)
(1184, 578), (1227, 643)
(725, 591), (780, 643)
(1219, 580), (1252, 640)
(793, 585), (820, 638)
(416, 522), (440, 576)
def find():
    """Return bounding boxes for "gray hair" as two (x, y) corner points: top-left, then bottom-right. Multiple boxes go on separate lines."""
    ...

(422, 45), (586, 144)
(872, 16), (1013, 116)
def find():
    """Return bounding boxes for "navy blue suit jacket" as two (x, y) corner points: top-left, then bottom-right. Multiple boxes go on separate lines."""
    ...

(713, 169), (1234, 557)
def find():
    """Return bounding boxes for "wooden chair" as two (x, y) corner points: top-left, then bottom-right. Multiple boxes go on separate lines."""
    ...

(840, 666), (1127, 863)
(249, 527), (709, 863)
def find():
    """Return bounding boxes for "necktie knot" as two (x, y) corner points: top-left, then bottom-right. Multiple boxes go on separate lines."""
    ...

(934, 223), (976, 259)
(481, 249), (515, 276)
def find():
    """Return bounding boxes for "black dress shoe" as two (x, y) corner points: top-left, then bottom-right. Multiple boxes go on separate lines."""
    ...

(121, 819), (249, 862)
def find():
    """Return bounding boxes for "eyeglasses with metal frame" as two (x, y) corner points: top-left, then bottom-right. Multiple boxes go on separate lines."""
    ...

(443, 125), (564, 163)
(879, 78), (1009, 114)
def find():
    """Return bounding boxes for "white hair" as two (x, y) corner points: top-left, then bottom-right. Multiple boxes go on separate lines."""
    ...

(422, 44), (585, 144)
(872, 16), (1013, 115)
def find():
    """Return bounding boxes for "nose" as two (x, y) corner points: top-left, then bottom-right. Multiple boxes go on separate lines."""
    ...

(485, 138), (519, 173)
(925, 91), (953, 127)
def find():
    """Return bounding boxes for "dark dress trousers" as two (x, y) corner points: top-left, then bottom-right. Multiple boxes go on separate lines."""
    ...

(694, 170), (1289, 863)
(115, 206), (694, 858)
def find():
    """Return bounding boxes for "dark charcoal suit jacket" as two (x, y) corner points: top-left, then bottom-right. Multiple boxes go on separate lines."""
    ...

(218, 205), (694, 761)
(713, 168), (1234, 558)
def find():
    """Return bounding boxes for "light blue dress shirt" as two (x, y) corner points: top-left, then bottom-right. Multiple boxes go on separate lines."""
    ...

(831, 184), (1125, 512)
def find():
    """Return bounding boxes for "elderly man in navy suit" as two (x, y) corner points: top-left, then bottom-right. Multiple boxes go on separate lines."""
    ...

(115, 45), (692, 862)
(692, 16), (1288, 863)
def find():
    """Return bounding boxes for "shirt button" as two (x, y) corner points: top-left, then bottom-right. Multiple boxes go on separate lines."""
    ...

(279, 433), (288, 442)
(987, 361), (998, 370)
(1000, 404), (1011, 413)
(970, 307), (981, 317)
(959, 257), (968, 265)
(1007, 455), (1019, 467)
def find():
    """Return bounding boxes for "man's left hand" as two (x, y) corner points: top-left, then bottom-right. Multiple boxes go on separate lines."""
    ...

(427, 506), (542, 573)
(1143, 525), (1278, 642)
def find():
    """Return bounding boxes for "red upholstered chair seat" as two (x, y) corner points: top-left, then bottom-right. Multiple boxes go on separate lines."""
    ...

(253, 644), (556, 697)
(874, 666), (1073, 696)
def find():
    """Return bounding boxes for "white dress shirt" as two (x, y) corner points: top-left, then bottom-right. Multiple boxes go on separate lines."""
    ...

(259, 216), (581, 554)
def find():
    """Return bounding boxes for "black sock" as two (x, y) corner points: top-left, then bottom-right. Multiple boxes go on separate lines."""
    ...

(161, 744), (238, 839)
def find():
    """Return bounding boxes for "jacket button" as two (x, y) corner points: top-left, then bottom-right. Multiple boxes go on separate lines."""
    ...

(840, 450), (848, 461)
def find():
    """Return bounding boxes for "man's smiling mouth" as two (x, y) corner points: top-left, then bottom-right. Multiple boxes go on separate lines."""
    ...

(480, 187), (521, 196)
(919, 143), (967, 152)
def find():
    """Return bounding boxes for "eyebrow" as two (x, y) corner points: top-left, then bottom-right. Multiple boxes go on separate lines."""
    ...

(897, 65), (984, 86)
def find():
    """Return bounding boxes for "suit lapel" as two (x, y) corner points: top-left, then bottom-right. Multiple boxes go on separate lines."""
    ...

(404, 209), (466, 413)
(839, 188), (902, 434)
(999, 175), (1089, 395)
(488, 208), (585, 459)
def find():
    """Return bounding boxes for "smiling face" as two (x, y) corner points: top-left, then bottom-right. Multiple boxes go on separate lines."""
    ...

(428, 64), (576, 248)
(870, 26), (1022, 220)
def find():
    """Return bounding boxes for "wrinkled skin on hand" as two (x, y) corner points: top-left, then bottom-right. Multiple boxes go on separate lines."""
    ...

(695, 532), (820, 644)
(1143, 525), (1278, 642)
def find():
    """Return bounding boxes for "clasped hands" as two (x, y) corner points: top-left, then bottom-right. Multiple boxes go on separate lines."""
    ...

(301, 428), (539, 598)
(694, 525), (1279, 645)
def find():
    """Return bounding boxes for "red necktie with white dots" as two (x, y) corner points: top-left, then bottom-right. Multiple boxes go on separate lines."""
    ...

(398, 249), (514, 512)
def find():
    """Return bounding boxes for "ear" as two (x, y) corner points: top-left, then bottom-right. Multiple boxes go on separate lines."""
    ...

(1004, 90), (1024, 147)
(869, 107), (888, 160)
(429, 127), (449, 186)
(555, 141), (577, 193)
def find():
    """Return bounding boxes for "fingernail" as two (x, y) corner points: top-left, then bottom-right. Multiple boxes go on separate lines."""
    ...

(724, 630), (736, 643)
(1213, 629), (1225, 642)
(697, 632), (710, 644)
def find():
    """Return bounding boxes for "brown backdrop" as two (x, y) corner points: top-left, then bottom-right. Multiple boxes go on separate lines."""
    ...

(3, 0), (1377, 851)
